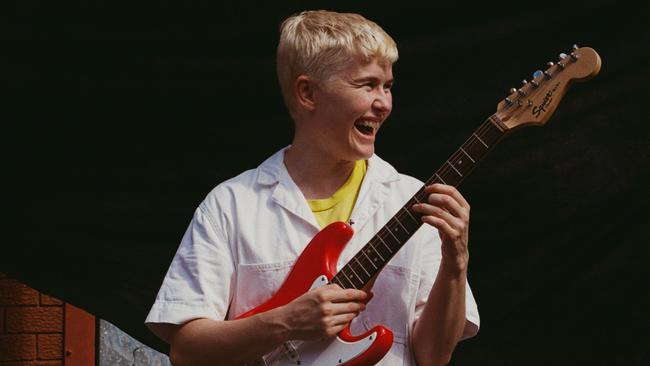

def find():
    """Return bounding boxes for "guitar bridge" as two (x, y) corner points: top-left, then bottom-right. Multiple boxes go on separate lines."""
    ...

(282, 341), (302, 364)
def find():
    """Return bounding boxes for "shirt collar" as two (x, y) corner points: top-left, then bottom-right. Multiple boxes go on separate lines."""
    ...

(256, 146), (400, 186)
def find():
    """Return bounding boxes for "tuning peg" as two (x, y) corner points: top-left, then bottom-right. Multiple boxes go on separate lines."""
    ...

(533, 70), (543, 79)
(572, 44), (579, 51)
(510, 87), (518, 94)
(570, 52), (579, 61)
(543, 70), (552, 79)
(517, 88), (526, 96)
(530, 79), (539, 88)
(557, 61), (566, 70)
(522, 79), (528, 85)
(559, 53), (568, 60)
(505, 97), (514, 106)
(547, 61), (555, 67)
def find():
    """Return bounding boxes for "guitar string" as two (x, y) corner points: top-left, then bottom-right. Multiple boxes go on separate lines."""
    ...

(336, 117), (500, 289)
(338, 118), (497, 289)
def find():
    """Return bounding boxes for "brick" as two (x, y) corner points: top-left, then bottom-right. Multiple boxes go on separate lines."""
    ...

(38, 295), (62, 307)
(5, 308), (62, 333)
(35, 360), (63, 366)
(36, 334), (61, 360)
(0, 334), (36, 361)
(0, 281), (39, 306)
(1, 361), (62, 366)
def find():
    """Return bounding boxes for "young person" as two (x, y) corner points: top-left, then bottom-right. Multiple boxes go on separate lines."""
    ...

(146, 10), (479, 366)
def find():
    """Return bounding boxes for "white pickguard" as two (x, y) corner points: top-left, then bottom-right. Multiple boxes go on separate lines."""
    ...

(252, 275), (378, 366)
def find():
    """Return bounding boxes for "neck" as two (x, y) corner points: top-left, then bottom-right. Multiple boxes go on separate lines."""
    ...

(284, 143), (358, 200)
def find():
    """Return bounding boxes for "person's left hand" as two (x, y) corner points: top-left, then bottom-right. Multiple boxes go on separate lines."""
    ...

(412, 183), (470, 273)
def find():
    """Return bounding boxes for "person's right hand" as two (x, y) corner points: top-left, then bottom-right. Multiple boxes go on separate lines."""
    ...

(266, 284), (369, 341)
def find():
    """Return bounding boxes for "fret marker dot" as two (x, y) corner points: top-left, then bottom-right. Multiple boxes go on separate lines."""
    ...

(458, 159), (463, 164)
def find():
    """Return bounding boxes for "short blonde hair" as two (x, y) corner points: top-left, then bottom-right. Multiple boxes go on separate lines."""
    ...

(277, 10), (398, 115)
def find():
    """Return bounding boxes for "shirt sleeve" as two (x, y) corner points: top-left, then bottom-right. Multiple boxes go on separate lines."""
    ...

(145, 203), (235, 327)
(413, 228), (480, 340)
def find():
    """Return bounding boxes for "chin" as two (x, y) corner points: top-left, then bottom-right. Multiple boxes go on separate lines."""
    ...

(353, 145), (374, 160)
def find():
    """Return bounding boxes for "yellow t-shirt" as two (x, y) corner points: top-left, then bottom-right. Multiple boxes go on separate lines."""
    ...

(307, 160), (367, 228)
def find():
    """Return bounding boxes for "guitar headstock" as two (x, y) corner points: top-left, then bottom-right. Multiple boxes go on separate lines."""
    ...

(495, 45), (601, 130)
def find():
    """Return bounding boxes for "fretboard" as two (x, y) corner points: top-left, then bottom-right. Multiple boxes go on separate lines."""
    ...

(331, 115), (506, 290)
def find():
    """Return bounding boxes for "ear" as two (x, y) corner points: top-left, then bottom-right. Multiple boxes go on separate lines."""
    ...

(294, 75), (317, 112)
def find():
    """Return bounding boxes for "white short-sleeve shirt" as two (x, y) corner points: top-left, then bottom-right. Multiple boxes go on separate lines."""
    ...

(146, 147), (480, 365)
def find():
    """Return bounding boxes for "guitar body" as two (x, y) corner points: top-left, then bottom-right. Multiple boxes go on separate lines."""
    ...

(236, 221), (394, 366)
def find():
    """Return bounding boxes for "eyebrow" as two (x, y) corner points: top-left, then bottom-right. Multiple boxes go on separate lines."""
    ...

(352, 76), (394, 84)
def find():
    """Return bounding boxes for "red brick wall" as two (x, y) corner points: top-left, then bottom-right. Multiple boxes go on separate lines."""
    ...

(0, 273), (64, 366)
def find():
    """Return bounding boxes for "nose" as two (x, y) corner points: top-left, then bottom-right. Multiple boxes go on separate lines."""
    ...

(372, 90), (392, 115)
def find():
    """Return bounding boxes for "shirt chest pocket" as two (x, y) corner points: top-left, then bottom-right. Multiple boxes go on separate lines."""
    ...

(355, 264), (418, 345)
(230, 260), (296, 319)
(230, 260), (418, 346)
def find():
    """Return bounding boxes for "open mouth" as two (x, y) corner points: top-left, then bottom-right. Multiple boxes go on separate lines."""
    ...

(354, 120), (380, 136)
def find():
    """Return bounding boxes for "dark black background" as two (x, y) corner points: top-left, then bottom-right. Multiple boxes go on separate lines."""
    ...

(3, 1), (649, 364)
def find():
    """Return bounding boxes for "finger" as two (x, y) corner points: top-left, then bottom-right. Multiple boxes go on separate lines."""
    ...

(326, 301), (366, 315)
(328, 312), (359, 327)
(328, 288), (370, 303)
(324, 283), (342, 291)
(421, 214), (459, 240)
(326, 323), (351, 338)
(412, 203), (464, 230)
(426, 193), (466, 219)
(425, 184), (470, 211)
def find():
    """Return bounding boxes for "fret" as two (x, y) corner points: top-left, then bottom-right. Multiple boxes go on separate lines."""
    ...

(353, 256), (371, 277)
(385, 225), (402, 246)
(473, 132), (489, 148)
(483, 118), (505, 145)
(337, 272), (356, 289)
(436, 166), (462, 187)
(331, 276), (344, 288)
(342, 267), (363, 289)
(459, 147), (476, 163)
(464, 138), (488, 163)
(394, 216), (410, 235)
(446, 160), (463, 177)
(394, 220), (413, 243)
(377, 235), (394, 255)
(361, 247), (379, 269)
(415, 189), (429, 204)
(368, 242), (386, 262)
(347, 263), (364, 284)
(401, 207), (419, 225)
(434, 173), (447, 184)
(450, 150), (475, 178)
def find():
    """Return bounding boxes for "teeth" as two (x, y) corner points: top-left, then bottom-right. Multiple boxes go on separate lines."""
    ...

(356, 120), (380, 129)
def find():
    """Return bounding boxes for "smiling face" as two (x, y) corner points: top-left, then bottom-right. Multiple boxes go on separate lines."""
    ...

(297, 58), (394, 163)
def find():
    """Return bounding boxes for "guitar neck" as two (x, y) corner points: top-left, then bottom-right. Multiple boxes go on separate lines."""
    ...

(331, 115), (507, 290)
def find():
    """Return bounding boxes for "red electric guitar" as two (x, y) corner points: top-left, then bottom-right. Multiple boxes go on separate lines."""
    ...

(239, 45), (602, 366)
